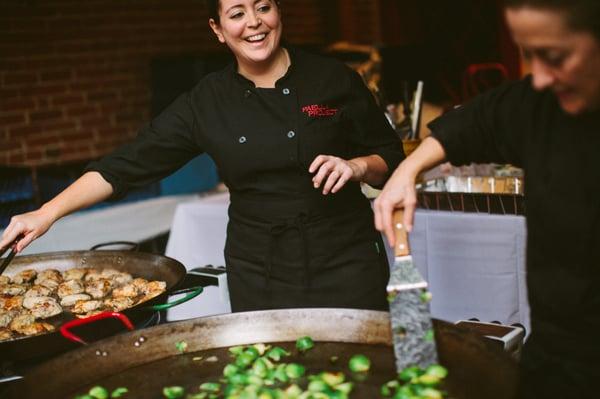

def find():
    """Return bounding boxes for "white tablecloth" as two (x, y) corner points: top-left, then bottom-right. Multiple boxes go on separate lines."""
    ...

(165, 193), (530, 333)
(1, 195), (196, 255)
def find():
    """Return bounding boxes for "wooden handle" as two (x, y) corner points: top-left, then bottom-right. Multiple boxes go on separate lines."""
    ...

(393, 209), (410, 257)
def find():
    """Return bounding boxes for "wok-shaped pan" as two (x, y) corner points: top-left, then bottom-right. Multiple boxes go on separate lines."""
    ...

(3, 308), (518, 399)
(0, 250), (202, 362)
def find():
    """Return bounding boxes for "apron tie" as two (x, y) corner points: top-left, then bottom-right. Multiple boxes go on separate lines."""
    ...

(266, 214), (310, 294)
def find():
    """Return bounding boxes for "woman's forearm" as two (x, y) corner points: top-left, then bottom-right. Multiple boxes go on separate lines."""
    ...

(40, 171), (114, 222)
(349, 154), (389, 186)
(396, 136), (447, 179)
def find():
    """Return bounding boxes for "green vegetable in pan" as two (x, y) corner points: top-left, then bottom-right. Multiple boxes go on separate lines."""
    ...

(381, 364), (448, 398)
(88, 386), (109, 399)
(348, 354), (371, 372)
(73, 386), (129, 399)
(295, 336), (315, 353)
(110, 388), (129, 398)
(162, 386), (185, 398)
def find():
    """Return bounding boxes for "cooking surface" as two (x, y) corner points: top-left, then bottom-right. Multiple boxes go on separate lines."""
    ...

(66, 342), (396, 399)
(3, 309), (518, 399)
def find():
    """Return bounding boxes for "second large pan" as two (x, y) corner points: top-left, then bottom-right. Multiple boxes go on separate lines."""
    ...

(0, 250), (201, 362)
(4, 309), (519, 399)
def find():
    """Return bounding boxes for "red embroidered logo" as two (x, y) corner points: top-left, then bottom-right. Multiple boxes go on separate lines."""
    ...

(301, 104), (338, 117)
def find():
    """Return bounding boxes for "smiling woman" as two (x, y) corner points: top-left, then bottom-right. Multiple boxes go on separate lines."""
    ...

(0, 0), (404, 314)
(207, 0), (286, 87)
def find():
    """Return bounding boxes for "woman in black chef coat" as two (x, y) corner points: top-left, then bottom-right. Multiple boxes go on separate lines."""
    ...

(1, 0), (404, 311)
(374, 0), (600, 397)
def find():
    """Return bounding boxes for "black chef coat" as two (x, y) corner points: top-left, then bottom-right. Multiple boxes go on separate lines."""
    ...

(429, 76), (600, 397)
(87, 46), (404, 311)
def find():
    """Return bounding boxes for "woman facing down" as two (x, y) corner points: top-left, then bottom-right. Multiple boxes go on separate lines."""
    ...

(0, 0), (404, 311)
(375, 0), (600, 397)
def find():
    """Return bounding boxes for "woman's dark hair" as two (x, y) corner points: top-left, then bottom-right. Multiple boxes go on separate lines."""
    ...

(503, 0), (600, 39)
(206, 0), (219, 21)
(206, 0), (281, 23)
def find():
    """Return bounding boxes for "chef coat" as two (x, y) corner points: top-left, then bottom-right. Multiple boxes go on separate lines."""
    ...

(87, 46), (404, 311)
(429, 76), (600, 397)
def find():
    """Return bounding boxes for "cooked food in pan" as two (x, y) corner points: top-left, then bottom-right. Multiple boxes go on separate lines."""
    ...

(0, 267), (166, 342)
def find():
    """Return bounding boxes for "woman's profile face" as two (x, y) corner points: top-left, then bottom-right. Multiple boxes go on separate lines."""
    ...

(506, 7), (600, 114)
(209, 0), (282, 69)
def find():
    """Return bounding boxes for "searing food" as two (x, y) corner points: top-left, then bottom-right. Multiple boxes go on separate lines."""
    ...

(0, 266), (166, 342)
(11, 269), (37, 284)
(57, 279), (85, 298)
(23, 296), (62, 319)
(60, 293), (92, 307)
(24, 284), (53, 298)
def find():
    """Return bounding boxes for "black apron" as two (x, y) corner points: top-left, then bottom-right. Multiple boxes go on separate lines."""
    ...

(224, 192), (390, 312)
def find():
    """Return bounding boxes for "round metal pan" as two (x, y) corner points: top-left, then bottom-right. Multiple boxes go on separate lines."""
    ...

(3, 309), (518, 399)
(0, 250), (191, 362)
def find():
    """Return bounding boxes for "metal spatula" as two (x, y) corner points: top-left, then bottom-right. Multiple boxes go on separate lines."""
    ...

(387, 209), (437, 371)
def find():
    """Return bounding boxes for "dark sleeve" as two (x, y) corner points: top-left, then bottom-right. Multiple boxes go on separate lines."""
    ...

(429, 78), (533, 167)
(343, 70), (405, 177)
(85, 92), (202, 199)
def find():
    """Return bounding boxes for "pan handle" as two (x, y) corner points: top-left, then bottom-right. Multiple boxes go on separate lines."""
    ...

(60, 311), (134, 345)
(144, 286), (204, 311)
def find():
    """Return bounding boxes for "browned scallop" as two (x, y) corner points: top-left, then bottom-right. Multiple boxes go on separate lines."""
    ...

(111, 271), (133, 286)
(84, 269), (103, 282)
(19, 321), (54, 336)
(9, 313), (35, 333)
(35, 269), (62, 284)
(85, 279), (112, 299)
(11, 269), (37, 284)
(37, 278), (61, 291)
(57, 279), (84, 298)
(104, 297), (134, 312)
(60, 293), (91, 307)
(2, 295), (23, 311)
(0, 327), (13, 340)
(24, 284), (53, 298)
(71, 299), (103, 314)
(145, 281), (166, 294)
(62, 267), (89, 281)
(112, 282), (139, 298)
(24, 296), (62, 319)
(0, 310), (18, 328)
(100, 268), (121, 278)
(131, 278), (149, 291)
(1, 284), (28, 296)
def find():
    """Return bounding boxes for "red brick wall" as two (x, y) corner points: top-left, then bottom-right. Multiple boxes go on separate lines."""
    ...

(0, 0), (329, 166)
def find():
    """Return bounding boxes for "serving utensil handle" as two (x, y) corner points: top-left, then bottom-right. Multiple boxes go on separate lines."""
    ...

(393, 209), (410, 257)
(0, 235), (23, 275)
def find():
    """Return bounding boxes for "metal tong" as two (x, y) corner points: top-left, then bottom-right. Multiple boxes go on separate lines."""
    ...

(0, 235), (22, 276)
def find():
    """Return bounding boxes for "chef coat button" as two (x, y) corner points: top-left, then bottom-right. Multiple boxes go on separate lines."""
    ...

(282, 88), (290, 95)
(238, 136), (247, 143)
(244, 89), (252, 98)
(287, 130), (295, 138)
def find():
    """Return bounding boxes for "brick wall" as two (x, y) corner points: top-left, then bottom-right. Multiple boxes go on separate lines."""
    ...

(0, 0), (330, 166)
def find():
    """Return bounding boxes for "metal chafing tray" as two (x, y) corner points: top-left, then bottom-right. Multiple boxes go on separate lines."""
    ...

(416, 176), (525, 215)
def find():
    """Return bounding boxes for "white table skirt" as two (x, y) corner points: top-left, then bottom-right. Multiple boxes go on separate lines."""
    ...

(165, 193), (529, 334)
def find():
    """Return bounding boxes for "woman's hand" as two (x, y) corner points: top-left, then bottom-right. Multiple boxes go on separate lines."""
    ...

(373, 137), (447, 247)
(373, 165), (418, 247)
(309, 155), (365, 195)
(0, 208), (57, 253)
